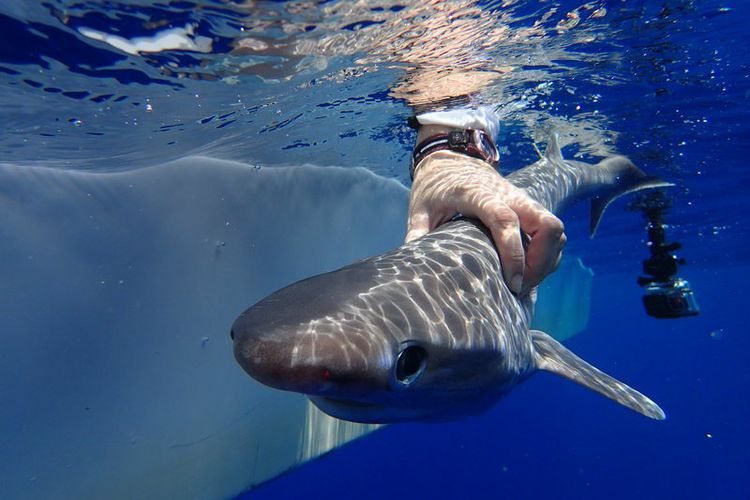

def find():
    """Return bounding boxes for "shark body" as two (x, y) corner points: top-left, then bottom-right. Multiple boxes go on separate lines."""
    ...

(232, 136), (669, 423)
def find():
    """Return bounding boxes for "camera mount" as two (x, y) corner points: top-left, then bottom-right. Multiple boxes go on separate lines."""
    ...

(628, 190), (699, 319)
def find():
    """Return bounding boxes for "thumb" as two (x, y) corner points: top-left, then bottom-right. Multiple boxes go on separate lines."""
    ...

(405, 211), (430, 243)
(405, 228), (429, 243)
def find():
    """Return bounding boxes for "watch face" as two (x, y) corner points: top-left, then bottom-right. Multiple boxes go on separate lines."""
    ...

(448, 130), (469, 147)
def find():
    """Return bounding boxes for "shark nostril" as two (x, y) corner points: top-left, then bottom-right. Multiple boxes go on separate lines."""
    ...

(394, 343), (427, 386)
(230, 328), (235, 340)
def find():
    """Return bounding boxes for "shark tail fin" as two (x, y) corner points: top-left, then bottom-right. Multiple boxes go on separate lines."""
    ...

(590, 156), (674, 238)
(530, 329), (666, 420)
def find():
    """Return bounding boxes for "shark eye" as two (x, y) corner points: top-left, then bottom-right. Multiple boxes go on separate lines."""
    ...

(394, 343), (427, 386)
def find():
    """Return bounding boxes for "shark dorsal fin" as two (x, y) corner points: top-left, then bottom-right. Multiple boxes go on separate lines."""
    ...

(530, 329), (665, 420)
(544, 134), (564, 163)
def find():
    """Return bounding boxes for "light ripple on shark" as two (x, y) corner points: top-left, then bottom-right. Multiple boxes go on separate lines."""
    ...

(232, 135), (672, 423)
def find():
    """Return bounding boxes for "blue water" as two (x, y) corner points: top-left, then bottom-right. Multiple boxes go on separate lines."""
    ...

(1, 1), (748, 499)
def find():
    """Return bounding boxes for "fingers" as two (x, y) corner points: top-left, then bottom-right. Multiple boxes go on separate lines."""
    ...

(483, 203), (525, 294)
(405, 227), (429, 243)
(511, 204), (566, 292)
(552, 246), (564, 272)
(467, 187), (565, 294)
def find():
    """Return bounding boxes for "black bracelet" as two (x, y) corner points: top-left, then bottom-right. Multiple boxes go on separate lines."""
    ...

(410, 129), (499, 181)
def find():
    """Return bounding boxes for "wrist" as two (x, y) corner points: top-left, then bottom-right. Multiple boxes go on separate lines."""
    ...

(415, 124), (459, 144)
(412, 151), (500, 186)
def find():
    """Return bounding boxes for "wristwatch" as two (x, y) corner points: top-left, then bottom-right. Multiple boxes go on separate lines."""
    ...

(410, 128), (500, 180)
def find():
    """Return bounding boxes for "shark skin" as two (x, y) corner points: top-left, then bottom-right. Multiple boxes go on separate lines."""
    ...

(232, 135), (671, 424)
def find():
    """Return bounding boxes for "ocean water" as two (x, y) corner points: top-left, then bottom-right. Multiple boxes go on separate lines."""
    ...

(1, 1), (748, 499)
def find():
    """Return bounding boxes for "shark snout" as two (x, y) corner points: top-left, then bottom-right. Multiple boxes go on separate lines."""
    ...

(232, 333), (330, 393)
(230, 274), (396, 400)
(230, 318), (326, 393)
(231, 317), (382, 397)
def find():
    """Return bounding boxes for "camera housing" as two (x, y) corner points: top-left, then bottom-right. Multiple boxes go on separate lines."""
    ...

(629, 190), (699, 319)
(642, 279), (699, 319)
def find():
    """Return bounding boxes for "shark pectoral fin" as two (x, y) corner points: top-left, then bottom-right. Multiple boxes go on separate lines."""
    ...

(530, 330), (666, 420)
(589, 156), (675, 238)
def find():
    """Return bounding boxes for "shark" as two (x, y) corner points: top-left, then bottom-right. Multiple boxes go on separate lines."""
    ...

(231, 136), (671, 423)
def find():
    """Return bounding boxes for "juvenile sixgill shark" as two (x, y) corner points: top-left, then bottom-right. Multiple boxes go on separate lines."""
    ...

(231, 136), (670, 423)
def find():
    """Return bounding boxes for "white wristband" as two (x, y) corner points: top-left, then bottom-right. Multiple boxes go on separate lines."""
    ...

(416, 106), (499, 139)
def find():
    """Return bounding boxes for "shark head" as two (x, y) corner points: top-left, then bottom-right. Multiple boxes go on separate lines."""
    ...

(231, 256), (525, 423)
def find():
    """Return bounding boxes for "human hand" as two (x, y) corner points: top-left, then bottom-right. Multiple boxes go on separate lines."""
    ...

(405, 151), (566, 295)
